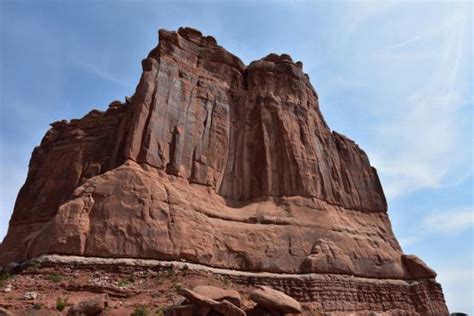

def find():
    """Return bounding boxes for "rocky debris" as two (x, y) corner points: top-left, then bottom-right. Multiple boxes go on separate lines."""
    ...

(89, 273), (111, 287)
(250, 286), (301, 314)
(24, 291), (40, 300)
(193, 285), (241, 306)
(80, 270), (138, 295)
(65, 284), (132, 298)
(67, 294), (108, 315)
(0, 27), (448, 314)
(0, 263), (448, 315)
(3, 283), (12, 293)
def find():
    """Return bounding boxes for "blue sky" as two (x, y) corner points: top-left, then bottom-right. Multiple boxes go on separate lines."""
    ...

(1, 0), (472, 313)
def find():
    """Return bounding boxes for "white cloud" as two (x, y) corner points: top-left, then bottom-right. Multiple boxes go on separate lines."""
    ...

(423, 208), (474, 235)
(368, 4), (472, 199)
(437, 266), (474, 314)
(397, 207), (473, 250)
(398, 207), (473, 312)
(438, 267), (474, 284)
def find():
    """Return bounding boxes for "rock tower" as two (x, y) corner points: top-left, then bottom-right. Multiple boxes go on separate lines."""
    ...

(0, 27), (448, 314)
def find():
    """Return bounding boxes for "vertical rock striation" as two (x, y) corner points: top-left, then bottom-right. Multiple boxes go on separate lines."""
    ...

(0, 27), (448, 314)
(123, 28), (386, 212)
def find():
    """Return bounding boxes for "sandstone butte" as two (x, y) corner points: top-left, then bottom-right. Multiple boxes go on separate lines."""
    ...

(0, 27), (449, 315)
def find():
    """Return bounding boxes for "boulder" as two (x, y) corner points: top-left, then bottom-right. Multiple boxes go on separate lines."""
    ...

(0, 307), (14, 316)
(178, 288), (216, 315)
(250, 286), (301, 314)
(178, 288), (245, 316)
(213, 300), (246, 316)
(193, 285), (241, 306)
(67, 294), (108, 315)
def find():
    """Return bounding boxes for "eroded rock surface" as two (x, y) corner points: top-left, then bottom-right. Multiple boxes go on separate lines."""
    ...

(0, 27), (447, 314)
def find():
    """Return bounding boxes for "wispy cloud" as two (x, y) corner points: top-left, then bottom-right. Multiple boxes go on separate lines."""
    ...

(398, 207), (473, 249)
(382, 34), (424, 51)
(344, 2), (398, 35)
(368, 4), (472, 199)
(423, 208), (474, 235)
(72, 60), (127, 87)
(439, 267), (474, 284)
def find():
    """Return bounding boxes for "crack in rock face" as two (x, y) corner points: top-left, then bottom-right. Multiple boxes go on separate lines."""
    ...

(0, 27), (448, 315)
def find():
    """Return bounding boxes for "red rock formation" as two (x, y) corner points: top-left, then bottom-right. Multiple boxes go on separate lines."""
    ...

(0, 27), (448, 314)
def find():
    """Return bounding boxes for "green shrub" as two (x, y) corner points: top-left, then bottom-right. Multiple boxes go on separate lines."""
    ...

(56, 297), (68, 311)
(0, 272), (10, 286)
(221, 276), (230, 286)
(165, 265), (174, 276)
(118, 273), (136, 287)
(0, 272), (10, 281)
(131, 306), (149, 316)
(118, 279), (129, 287)
(47, 273), (62, 283)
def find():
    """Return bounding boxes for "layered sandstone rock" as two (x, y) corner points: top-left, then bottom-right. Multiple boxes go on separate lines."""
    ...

(0, 27), (447, 314)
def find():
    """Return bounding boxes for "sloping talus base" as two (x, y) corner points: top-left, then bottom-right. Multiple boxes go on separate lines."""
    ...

(28, 254), (449, 315)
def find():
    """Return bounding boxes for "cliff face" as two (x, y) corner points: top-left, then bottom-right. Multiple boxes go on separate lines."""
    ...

(0, 27), (447, 314)
(125, 28), (387, 211)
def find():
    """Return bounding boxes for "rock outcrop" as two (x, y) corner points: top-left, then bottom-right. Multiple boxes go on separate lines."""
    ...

(0, 27), (448, 314)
